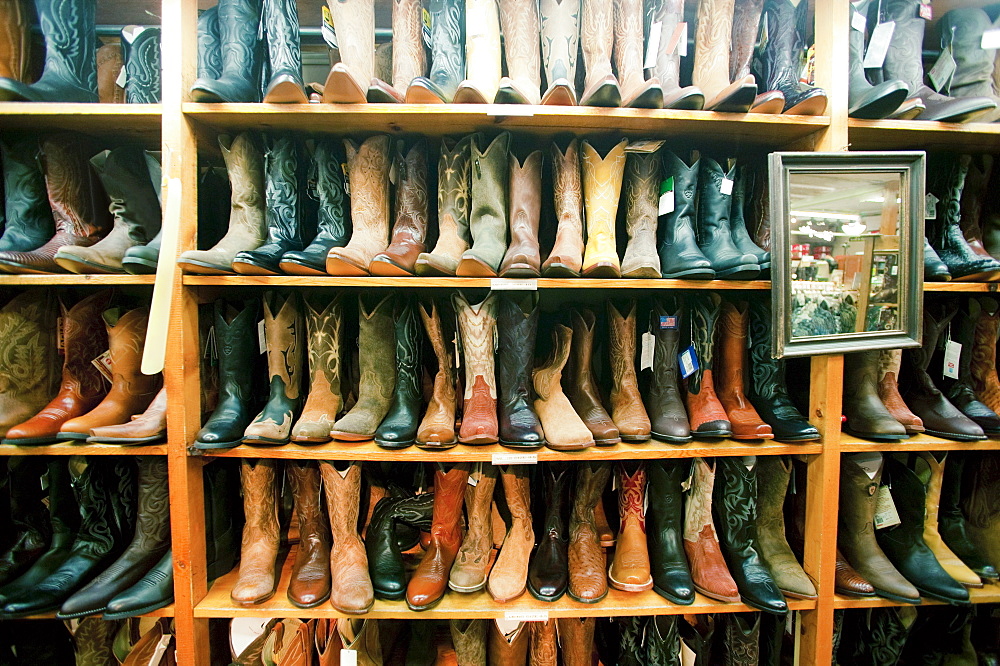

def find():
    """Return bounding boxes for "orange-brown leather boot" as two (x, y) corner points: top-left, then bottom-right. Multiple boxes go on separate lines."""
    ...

(608, 462), (654, 592)
(715, 301), (773, 440)
(286, 461), (332, 609)
(416, 301), (458, 449)
(454, 292), (499, 444)
(320, 461), (374, 614)
(231, 459), (281, 605)
(607, 300), (651, 441)
(682, 458), (740, 602)
(407, 464), (470, 610)
(568, 462), (611, 603)
(488, 620), (529, 665)
(556, 617), (596, 666)
(528, 619), (557, 665)
(369, 141), (429, 276)
(971, 297), (1000, 414)
(0, 0), (30, 83)
(450, 463), (498, 593)
(876, 349), (924, 434)
(59, 307), (161, 439)
(96, 43), (124, 103)
(565, 309), (620, 445)
(683, 293), (732, 439)
(488, 466), (534, 602)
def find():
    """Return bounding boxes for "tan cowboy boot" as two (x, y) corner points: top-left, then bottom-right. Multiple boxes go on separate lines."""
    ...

(608, 301), (651, 440)
(496, 0), (541, 104)
(543, 138), (585, 276)
(454, 292), (498, 444)
(291, 294), (343, 443)
(620, 152), (662, 278)
(499, 150), (542, 277)
(566, 309), (620, 444)
(488, 466), (534, 601)
(450, 463), (498, 592)
(326, 135), (391, 276)
(581, 139), (627, 277)
(608, 462), (654, 591)
(649, 0), (704, 109)
(568, 461), (611, 602)
(613, 0), (662, 108)
(539, 0), (580, 105)
(321, 462), (374, 614)
(231, 459), (281, 605)
(370, 140), (429, 276)
(451, 619), (487, 665)
(415, 134), (475, 276)
(692, 0), (757, 111)
(322, 0), (375, 103)
(416, 301), (458, 449)
(367, 0), (426, 102)
(0, 290), (59, 437)
(454, 0), (502, 103)
(580, 0), (620, 106)
(533, 324), (595, 451)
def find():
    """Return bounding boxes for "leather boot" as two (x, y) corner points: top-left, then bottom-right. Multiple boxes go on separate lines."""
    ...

(755, 456), (816, 599)
(918, 453), (982, 588)
(696, 158), (759, 279)
(453, 0), (502, 103)
(848, 1), (908, 119)
(122, 26), (162, 103)
(646, 460), (694, 604)
(529, 619), (557, 665)
(756, 0), (827, 115)
(457, 133), (510, 277)
(958, 155), (999, 269)
(692, 0), (756, 112)
(971, 297), (1000, 416)
(285, 462), (331, 608)
(449, 463), (496, 593)
(290, 294), (342, 443)
(280, 139), (350, 275)
(320, 461), (374, 614)
(243, 292), (304, 445)
(326, 135), (391, 276)
(729, 166), (770, 270)
(54, 148), (160, 274)
(579, 0), (620, 106)
(747, 296), (820, 441)
(566, 309), (619, 445)
(926, 156), (1000, 280)
(178, 133), (266, 275)
(371, 141), (429, 276)
(646, 616), (680, 664)
(496, 294), (544, 448)
(607, 301), (651, 440)
(713, 457), (787, 615)
(964, 453), (1000, 575)
(190, 0), (263, 102)
(608, 462), (653, 592)
(555, 618), (593, 666)
(0, 0), (29, 84)
(0, 0), (97, 101)
(534, 324), (594, 450)
(496, 0), (541, 104)
(568, 462), (610, 603)
(489, 620), (529, 664)
(877, 455), (969, 604)
(0, 138), (111, 274)
(876, 349), (924, 434)
(406, 0), (463, 103)
(613, 0), (662, 108)
(488, 466), (534, 601)
(835, 548), (875, 597)
(580, 138), (626, 277)
(500, 151), (542, 277)
(454, 292), (498, 444)
(261, 0), (306, 102)
(716, 301), (774, 440)
(367, 493), (433, 600)
(4, 290), (110, 444)
(940, 452), (998, 580)
(944, 8), (1000, 120)
(407, 464), (469, 610)
(647, 0), (704, 109)
(542, 138), (584, 276)
(375, 300), (422, 449)
(368, 0), (425, 102)
(58, 457), (169, 618)
(194, 299), (259, 449)
(684, 293), (731, 439)
(197, 5), (222, 81)
(87, 385), (167, 445)
(679, 615), (715, 664)
(0, 137), (54, 254)
(647, 298), (690, 443)
(321, 0), (375, 103)
(924, 237), (952, 281)
(331, 295), (395, 441)
(0, 459), (48, 586)
(945, 301), (1000, 433)
(230, 459), (280, 605)
(415, 134), (474, 276)
(620, 152), (661, 278)
(451, 619), (486, 665)
(838, 453), (921, 604)
(539, 0), (579, 105)
(715, 614), (761, 666)
(416, 301), (457, 448)
(331, 619), (380, 665)
(59, 307), (160, 439)
(1, 458), (136, 618)
(843, 351), (908, 441)
(683, 458), (739, 602)
(658, 151), (713, 279)
(527, 464), (570, 601)
(233, 136), (308, 275)
(731, 0), (785, 113)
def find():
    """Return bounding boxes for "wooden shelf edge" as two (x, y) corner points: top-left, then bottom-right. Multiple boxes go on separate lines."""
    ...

(18, 604), (175, 620)
(834, 586), (1000, 609)
(0, 442), (168, 456)
(839, 433), (1000, 452)
(0, 274), (157, 286)
(923, 282), (999, 292)
(0, 102), (162, 117)
(182, 276), (772, 289)
(848, 118), (1000, 135)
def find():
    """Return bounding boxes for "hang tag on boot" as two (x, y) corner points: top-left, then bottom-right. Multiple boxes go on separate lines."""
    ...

(943, 340), (961, 380)
(927, 45), (956, 94)
(422, 9), (433, 48)
(863, 21), (895, 69)
(678, 346), (698, 378)
(983, 29), (1000, 50)
(91, 350), (113, 384)
(640, 332), (655, 371)
(925, 193), (938, 219)
(257, 320), (266, 354)
(919, 0), (932, 20)
(322, 7), (339, 49)
(874, 485), (901, 529)
(851, 9), (867, 33)
(658, 177), (675, 216)
(340, 650), (358, 666)
(644, 21), (662, 69)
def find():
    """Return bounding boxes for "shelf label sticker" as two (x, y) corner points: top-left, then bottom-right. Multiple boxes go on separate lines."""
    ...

(340, 649), (358, 666)
(644, 21), (662, 69)
(851, 9), (867, 33)
(504, 611), (549, 622)
(492, 453), (538, 466)
(874, 485), (901, 529)
(487, 106), (536, 117)
(659, 177), (675, 216)
(490, 278), (538, 291)
(983, 29), (1000, 50)
(640, 332), (655, 371)
(944, 340), (961, 380)
(678, 345), (699, 379)
(863, 21), (895, 69)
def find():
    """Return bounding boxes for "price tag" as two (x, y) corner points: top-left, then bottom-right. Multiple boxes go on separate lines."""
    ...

(874, 486), (901, 529)
(943, 340), (961, 379)
(504, 610), (549, 622)
(659, 177), (675, 216)
(925, 193), (938, 219)
(322, 6), (338, 49)
(675, 22), (688, 57)
(863, 21), (895, 69)
(678, 345), (698, 379)
(640, 332), (655, 371)
(341, 163), (350, 195)
(91, 350), (113, 383)
(851, 9), (867, 33)
(258, 320), (266, 354)
(422, 8), (432, 48)
(644, 21), (662, 69)
(491, 453), (538, 465)
(720, 177), (734, 196)
(927, 45), (956, 93)
(891, 264), (898, 276)
(115, 65), (127, 88)
(625, 139), (666, 153)
(851, 452), (883, 479)
(983, 29), (1000, 50)
(490, 278), (537, 291)
(919, 0), (932, 20)
(340, 649), (358, 666)
(743, 455), (756, 472)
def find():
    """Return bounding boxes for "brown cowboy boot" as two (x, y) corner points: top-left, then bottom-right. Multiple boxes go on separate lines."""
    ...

(568, 462), (611, 602)
(716, 301), (774, 440)
(231, 459), (281, 605)
(454, 292), (499, 444)
(533, 324), (595, 451)
(291, 294), (343, 443)
(450, 463), (498, 593)
(415, 135), (474, 276)
(607, 301), (651, 441)
(287, 461), (331, 609)
(608, 462), (654, 591)
(876, 349), (924, 434)
(370, 140), (430, 276)
(543, 139), (585, 276)
(499, 151), (542, 277)
(488, 466), (534, 602)
(320, 461), (374, 614)
(565, 309), (620, 445)
(407, 464), (470, 610)
(0, 0), (30, 83)
(416, 301), (458, 449)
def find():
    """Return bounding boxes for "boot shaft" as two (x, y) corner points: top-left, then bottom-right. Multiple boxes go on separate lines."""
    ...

(213, 298), (259, 404)
(581, 0), (614, 81)
(391, 300), (422, 402)
(426, 0), (464, 99)
(754, 456), (790, 532)
(533, 323), (573, 400)
(612, 0), (649, 94)
(879, 455), (929, 546)
(696, 158), (737, 242)
(731, 0), (764, 82)
(261, 291), (304, 400)
(312, 138), (350, 245)
(658, 152), (699, 249)
(454, 291), (497, 398)
(649, 0), (683, 89)
(437, 134), (475, 246)
(221, 132), (266, 229)
(608, 300), (641, 396)
(60, 290), (112, 399)
(570, 462), (610, 527)
(541, 464), (570, 537)
(960, 156), (992, 242)
(759, 0), (808, 90)
(879, 0), (927, 91)
(123, 27), (162, 103)
(90, 147), (161, 245)
(391, 140), (430, 244)
(496, 294), (538, 409)
(344, 135), (391, 237)
(624, 152), (660, 237)
(687, 292), (721, 392)
(263, 135), (307, 247)
(264, 0), (301, 79)
(326, 0), (374, 84)
(838, 454), (882, 535)
(650, 299), (682, 399)
(356, 293), (396, 388)
(36, 0), (98, 93)
(40, 137), (111, 240)
(497, 0), (541, 94)
(581, 139), (627, 231)
(431, 464), (470, 539)
(0, 137), (53, 241)
(321, 461), (362, 538)
(683, 458), (717, 541)
(507, 151), (542, 245)
(419, 300), (456, 391)
(217, 0), (264, 83)
(286, 461), (326, 535)
(693, 0), (736, 99)
(198, 6), (222, 80)
(303, 293), (343, 406)
(616, 463), (647, 532)
(540, 0), (580, 85)
(713, 457), (760, 549)
(470, 132), (511, 243)
(70, 457), (137, 559)
(130, 456), (171, 552)
(500, 465), (532, 524)
(550, 138), (583, 231)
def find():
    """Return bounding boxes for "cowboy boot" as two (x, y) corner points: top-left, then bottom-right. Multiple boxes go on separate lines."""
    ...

(280, 139), (350, 275)
(919, 453), (982, 589)
(613, 0), (662, 108)
(97, 43), (123, 103)
(684, 293), (731, 439)
(620, 152), (661, 278)
(457, 133), (510, 277)
(407, 464), (470, 610)
(579, 0), (620, 105)
(191, 0), (263, 102)
(683, 458), (740, 602)
(835, 549), (875, 597)
(927, 156), (1000, 280)
(729, 166), (769, 271)
(0, 459), (48, 586)
(731, 0), (785, 113)
(321, 0), (374, 103)
(321, 462), (374, 614)
(658, 151), (713, 279)
(261, 0), (306, 102)
(534, 324), (595, 451)
(962, 454), (1000, 577)
(499, 151), (542, 277)
(3, 290), (110, 444)
(581, 138), (626, 277)
(847, 1), (908, 119)
(197, 5), (222, 80)
(756, 0), (827, 115)
(0, 0), (29, 83)
(331, 294), (395, 441)
(607, 301), (650, 440)
(566, 309), (619, 445)
(451, 619), (486, 665)
(285, 462), (331, 609)
(539, 0), (579, 105)
(0, 0), (97, 101)
(118, 153), (167, 275)
(367, 492), (433, 600)
(406, 0), (463, 103)
(528, 464), (570, 601)
(843, 351), (908, 441)
(943, 7), (1000, 122)
(692, 0), (756, 112)
(243, 292), (304, 445)
(715, 301), (772, 440)
(54, 147), (160, 274)
(697, 158), (759, 279)
(488, 466), (534, 601)
(528, 620), (557, 664)
(231, 459), (281, 605)
(454, 291), (498, 444)
(496, 294), (544, 448)
(326, 135), (391, 276)
(568, 462), (610, 602)
(416, 301), (458, 449)
(958, 155), (999, 268)
(122, 26), (162, 103)
(924, 237), (951, 281)
(875, 349), (923, 434)
(647, 0), (704, 109)
(449, 463), (497, 593)
(86, 385), (166, 444)
(368, 0), (425, 101)
(542, 138), (584, 276)
(194, 300), (259, 449)
(415, 134), (474, 276)
(647, 298), (690, 443)
(940, 452), (998, 580)
(375, 300), (423, 449)
(945, 302), (1000, 434)
(971, 297), (1000, 416)
(371, 141), (430, 276)
(608, 463), (653, 592)
(178, 133), (266, 275)
(453, 0), (501, 103)
(0, 137), (54, 254)
(489, 621), (529, 664)
(755, 456), (816, 600)
(496, 0), (541, 104)
(290, 294), (343, 443)
(645, 460), (694, 604)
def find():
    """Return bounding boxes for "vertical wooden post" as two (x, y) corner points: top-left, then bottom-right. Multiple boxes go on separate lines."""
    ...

(813, 0), (850, 153)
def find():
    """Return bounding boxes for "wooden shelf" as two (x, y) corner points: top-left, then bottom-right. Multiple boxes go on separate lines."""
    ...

(924, 281), (1000, 292)
(183, 276), (772, 290)
(839, 433), (1000, 452)
(183, 103), (829, 146)
(0, 274), (156, 286)
(196, 438), (822, 461)
(0, 442), (167, 456)
(0, 103), (162, 140)
(17, 604), (175, 620)
(834, 584), (1000, 609)
(848, 118), (1000, 152)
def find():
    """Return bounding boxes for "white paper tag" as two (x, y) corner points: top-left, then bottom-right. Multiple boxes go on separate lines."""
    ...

(891, 264), (898, 276)
(468, 475), (478, 486)
(863, 21), (895, 69)
(925, 193), (938, 219)
(874, 485), (901, 529)
(257, 320), (266, 354)
(625, 139), (666, 153)
(658, 190), (674, 216)
(944, 340), (961, 379)
(720, 177), (734, 196)
(148, 635), (172, 666)
(504, 610), (548, 622)
(322, 6), (338, 49)
(644, 21), (662, 69)
(640, 332), (655, 371)
(983, 29), (1000, 50)
(490, 278), (538, 291)
(491, 453), (538, 465)
(676, 21), (688, 57)
(340, 649), (358, 666)
(115, 65), (127, 88)
(852, 452), (883, 479)
(678, 346), (698, 379)
(743, 455), (756, 472)
(927, 45), (956, 93)
(851, 9), (867, 33)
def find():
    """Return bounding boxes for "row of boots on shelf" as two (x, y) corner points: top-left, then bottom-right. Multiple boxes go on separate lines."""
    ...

(231, 456), (812, 617)
(193, 290), (818, 450)
(194, 0), (826, 115)
(0, 616), (175, 666)
(175, 130), (771, 280)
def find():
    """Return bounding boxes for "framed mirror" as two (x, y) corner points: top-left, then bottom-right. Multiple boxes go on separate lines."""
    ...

(769, 151), (925, 358)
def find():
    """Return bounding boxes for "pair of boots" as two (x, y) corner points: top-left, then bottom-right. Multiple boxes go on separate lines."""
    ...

(191, 0), (275, 103)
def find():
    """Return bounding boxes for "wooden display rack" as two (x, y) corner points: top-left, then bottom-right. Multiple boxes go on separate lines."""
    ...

(1, 1), (999, 664)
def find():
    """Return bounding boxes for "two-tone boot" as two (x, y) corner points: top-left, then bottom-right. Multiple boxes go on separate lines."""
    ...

(620, 152), (661, 278)
(321, 461), (374, 614)
(918, 453), (982, 589)
(692, 0), (757, 112)
(580, 139), (626, 277)
(457, 133), (510, 277)
(542, 138), (584, 276)
(658, 152), (713, 279)
(496, 0), (541, 104)
(326, 135), (391, 276)
(290, 294), (343, 443)
(370, 141), (430, 276)
(488, 466), (534, 601)
(368, 0), (425, 102)
(647, 298), (690, 443)
(407, 465), (469, 609)
(539, 0), (579, 105)
(367, 492), (433, 600)
(190, 0), (263, 102)
(608, 462), (654, 592)
(496, 294), (544, 448)
(499, 151), (542, 277)
(405, 0), (464, 103)
(684, 293), (731, 439)
(375, 300), (423, 449)
(231, 459), (281, 605)
(416, 301), (458, 448)
(450, 463), (497, 593)
(566, 309), (619, 445)
(579, 0), (620, 106)
(415, 135), (474, 276)
(453, 0), (502, 103)
(321, 0), (374, 103)
(534, 325), (595, 451)
(608, 301), (651, 440)
(683, 458), (740, 603)
(454, 292), (498, 444)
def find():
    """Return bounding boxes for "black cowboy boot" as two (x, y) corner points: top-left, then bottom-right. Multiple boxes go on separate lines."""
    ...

(729, 166), (769, 273)
(658, 152), (713, 280)
(191, 0), (264, 102)
(940, 452), (999, 580)
(647, 297), (690, 443)
(122, 27), (162, 103)
(375, 300), (423, 449)
(714, 613), (761, 666)
(262, 0), (306, 102)
(847, 1), (908, 119)
(924, 238), (951, 282)
(0, 137), (55, 253)
(927, 155), (1000, 280)
(367, 493), (434, 600)
(496, 294), (544, 449)
(647, 459), (694, 605)
(755, 0), (827, 115)
(527, 463), (569, 601)
(696, 158), (759, 280)
(0, 458), (49, 586)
